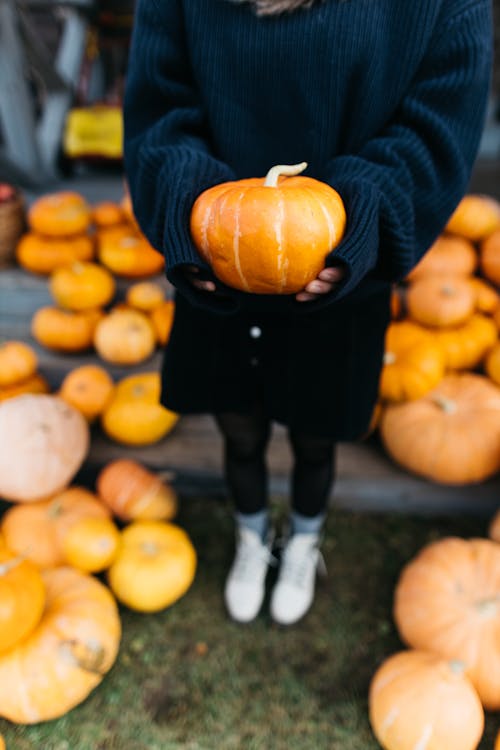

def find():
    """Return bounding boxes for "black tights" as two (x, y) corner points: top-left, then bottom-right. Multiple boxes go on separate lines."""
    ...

(215, 406), (336, 518)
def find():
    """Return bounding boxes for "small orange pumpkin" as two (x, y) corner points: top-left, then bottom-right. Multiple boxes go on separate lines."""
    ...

(433, 313), (497, 371)
(369, 650), (484, 750)
(407, 276), (476, 328)
(0, 549), (46, 653)
(0, 341), (37, 387)
(0, 372), (50, 402)
(97, 459), (178, 521)
(446, 193), (500, 241)
(28, 191), (91, 237)
(1, 487), (111, 567)
(31, 306), (103, 352)
(469, 277), (499, 314)
(107, 520), (197, 612)
(92, 201), (125, 229)
(380, 373), (500, 485)
(16, 232), (95, 275)
(97, 227), (164, 278)
(481, 229), (500, 287)
(190, 162), (346, 294)
(485, 343), (500, 388)
(394, 537), (500, 710)
(379, 322), (445, 402)
(93, 309), (156, 365)
(406, 234), (477, 282)
(126, 281), (165, 312)
(150, 299), (176, 346)
(62, 517), (121, 573)
(58, 364), (115, 421)
(49, 261), (116, 311)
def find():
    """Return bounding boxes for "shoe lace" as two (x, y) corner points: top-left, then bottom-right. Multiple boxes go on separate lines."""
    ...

(232, 536), (276, 583)
(279, 538), (327, 588)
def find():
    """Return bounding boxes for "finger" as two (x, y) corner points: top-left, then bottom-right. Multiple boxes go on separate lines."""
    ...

(296, 293), (318, 302)
(192, 279), (216, 292)
(303, 279), (334, 295)
(185, 265), (200, 274)
(318, 266), (345, 282)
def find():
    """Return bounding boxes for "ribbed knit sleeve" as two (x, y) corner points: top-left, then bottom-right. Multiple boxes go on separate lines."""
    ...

(123, 0), (236, 306)
(322, 0), (492, 302)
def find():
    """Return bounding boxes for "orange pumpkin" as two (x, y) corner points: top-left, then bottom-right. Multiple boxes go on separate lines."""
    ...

(92, 201), (125, 228)
(433, 313), (497, 371)
(481, 229), (500, 287)
(150, 299), (175, 346)
(31, 306), (103, 352)
(62, 517), (121, 573)
(58, 364), (115, 422)
(101, 372), (178, 445)
(49, 261), (115, 311)
(380, 373), (500, 484)
(97, 227), (164, 277)
(469, 276), (499, 314)
(121, 190), (140, 229)
(0, 395), (89, 502)
(495, 731), (500, 750)
(0, 373), (50, 402)
(407, 276), (476, 328)
(16, 232), (95, 275)
(93, 309), (156, 365)
(406, 234), (477, 282)
(379, 322), (445, 402)
(0, 550), (45, 653)
(1, 487), (111, 567)
(0, 341), (37, 387)
(369, 650), (484, 750)
(389, 285), (405, 321)
(107, 520), (197, 612)
(190, 162), (346, 294)
(394, 537), (500, 710)
(446, 194), (500, 241)
(0, 567), (121, 724)
(486, 343), (500, 389)
(126, 281), (165, 312)
(28, 192), (91, 237)
(97, 459), (178, 521)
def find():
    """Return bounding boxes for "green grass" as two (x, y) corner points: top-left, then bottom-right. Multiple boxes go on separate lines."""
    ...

(1, 496), (499, 750)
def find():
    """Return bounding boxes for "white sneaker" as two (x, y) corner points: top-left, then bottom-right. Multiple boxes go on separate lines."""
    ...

(270, 533), (326, 626)
(224, 527), (275, 623)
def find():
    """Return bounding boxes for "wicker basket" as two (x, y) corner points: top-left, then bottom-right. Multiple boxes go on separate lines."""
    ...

(0, 194), (26, 268)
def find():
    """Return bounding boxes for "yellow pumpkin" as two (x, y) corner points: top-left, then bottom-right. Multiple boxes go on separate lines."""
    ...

(126, 281), (166, 312)
(0, 550), (45, 654)
(369, 650), (484, 750)
(91, 201), (125, 229)
(93, 309), (156, 365)
(481, 229), (500, 287)
(433, 313), (497, 371)
(107, 520), (196, 612)
(150, 299), (176, 346)
(16, 232), (94, 275)
(28, 191), (91, 237)
(407, 276), (476, 328)
(0, 373), (50, 403)
(97, 226), (164, 278)
(469, 276), (499, 315)
(49, 261), (115, 311)
(394, 537), (500, 711)
(101, 372), (178, 445)
(380, 373), (500, 485)
(1, 487), (111, 567)
(31, 306), (103, 353)
(190, 162), (346, 294)
(62, 517), (121, 573)
(58, 364), (115, 422)
(446, 194), (500, 241)
(379, 322), (445, 402)
(0, 341), (37, 387)
(0, 395), (89, 502)
(0, 567), (121, 724)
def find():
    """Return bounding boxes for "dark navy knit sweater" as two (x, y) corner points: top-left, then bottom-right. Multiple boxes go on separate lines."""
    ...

(124, 0), (492, 315)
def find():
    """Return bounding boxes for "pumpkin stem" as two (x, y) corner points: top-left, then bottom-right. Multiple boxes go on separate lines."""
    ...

(432, 395), (457, 414)
(476, 596), (500, 616)
(383, 352), (397, 366)
(48, 499), (63, 519)
(449, 660), (466, 675)
(141, 541), (159, 556)
(264, 162), (308, 188)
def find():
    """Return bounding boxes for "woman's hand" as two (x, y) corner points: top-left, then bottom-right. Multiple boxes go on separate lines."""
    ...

(295, 265), (346, 302)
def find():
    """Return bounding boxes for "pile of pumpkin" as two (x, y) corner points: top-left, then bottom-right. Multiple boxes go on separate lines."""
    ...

(14, 190), (175, 366)
(0, 341), (178, 446)
(368, 506), (500, 749)
(375, 193), (500, 485)
(0, 392), (196, 727)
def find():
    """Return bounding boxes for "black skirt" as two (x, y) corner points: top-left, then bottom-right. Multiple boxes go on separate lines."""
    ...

(160, 286), (391, 440)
